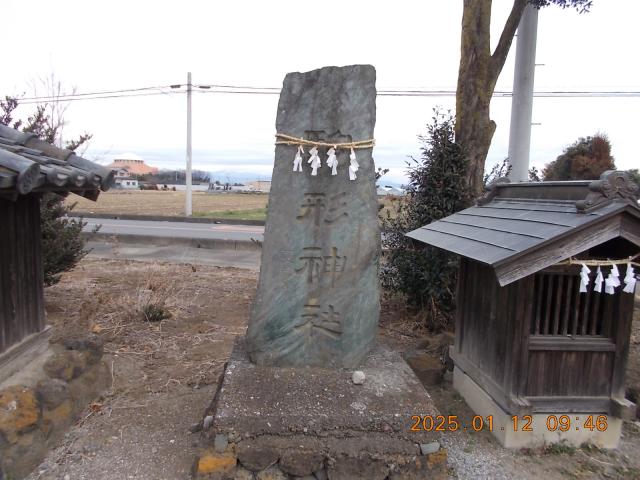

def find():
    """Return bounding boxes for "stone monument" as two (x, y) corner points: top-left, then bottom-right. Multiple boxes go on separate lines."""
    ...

(246, 64), (380, 368)
(194, 66), (446, 480)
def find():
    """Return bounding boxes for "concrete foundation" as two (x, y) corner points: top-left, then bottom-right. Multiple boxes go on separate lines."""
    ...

(194, 339), (448, 479)
(453, 367), (622, 449)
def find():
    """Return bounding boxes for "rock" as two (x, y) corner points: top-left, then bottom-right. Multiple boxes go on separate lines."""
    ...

(388, 449), (448, 480)
(246, 65), (380, 368)
(203, 415), (214, 430)
(327, 456), (389, 480)
(152, 447), (158, 454)
(314, 468), (328, 480)
(237, 443), (280, 472)
(351, 371), (366, 385)
(41, 399), (73, 437)
(279, 449), (324, 476)
(0, 385), (40, 444)
(256, 466), (287, 480)
(233, 466), (255, 480)
(190, 422), (203, 433)
(36, 378), (69, 409)
(405, 353), (444, 386)
(43, 351), (90, 381)
(419, 441), (440, 455)
(214, 434), (228, 453)
(61, 333), (104, 364)
(195, 450), (237, 477)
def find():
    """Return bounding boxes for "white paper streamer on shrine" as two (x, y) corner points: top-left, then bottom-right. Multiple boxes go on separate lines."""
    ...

(623, 264), (637, 294)
(594, 266), (604, 293)
(349, 147), (359, 181)
(604, 264), (621, 295)
(326, 147), (338, 176)
(308, 146), (321, 176)
(293, 145), (304, 172)
(579, 264), (591, 293)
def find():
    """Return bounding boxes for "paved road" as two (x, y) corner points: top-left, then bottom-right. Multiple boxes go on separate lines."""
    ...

(86, 241), (261, 270)
(83, 218), (264, 242)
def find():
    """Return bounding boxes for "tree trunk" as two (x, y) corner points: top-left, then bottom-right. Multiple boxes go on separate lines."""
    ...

(455, 0), (528, 199)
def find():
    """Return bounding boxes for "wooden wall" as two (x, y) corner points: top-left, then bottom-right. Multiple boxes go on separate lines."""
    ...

(457, 259), (505, 382)
(455, 258), (635, 415)
(0, 195), (45, 355)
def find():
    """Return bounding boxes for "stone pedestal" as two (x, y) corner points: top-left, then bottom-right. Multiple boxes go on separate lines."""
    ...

(194, 340), (447, 479)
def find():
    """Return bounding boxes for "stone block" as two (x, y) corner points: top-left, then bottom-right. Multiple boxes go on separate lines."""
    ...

(388, 450), (448, 480)
(279, 449), (324, 477)
(198, 340), (447, 480)
(195, 449), (237, 477)
(236, 442), (279, 472)
(41, 399), (73, 438)
(43, 350), (90, 381)
(405, 353), (444, 386)
(232, 466), (255, 480)
(36, 378), (69, 409)
(0, 385), (40, 444)
(327, 457), (389, 480)
(214, 433), (229, 453)
(255, 466), (286, 480)
(61, 333), (104, 365)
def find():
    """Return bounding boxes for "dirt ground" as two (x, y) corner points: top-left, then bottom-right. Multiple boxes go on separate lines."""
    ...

(26, 258), (640, 480)
(66, 190), (269, 218)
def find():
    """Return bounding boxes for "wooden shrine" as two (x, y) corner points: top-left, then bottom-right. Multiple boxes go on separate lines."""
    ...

(408, 170), (640, 448)
(0, 124), (113, 357)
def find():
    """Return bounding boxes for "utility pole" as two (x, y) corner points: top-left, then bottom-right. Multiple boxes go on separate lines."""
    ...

(185, 72), (193, 216)
(507, 4), (538, 182)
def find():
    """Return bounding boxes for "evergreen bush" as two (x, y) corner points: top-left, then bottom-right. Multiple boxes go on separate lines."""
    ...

(380, 110), (469, 331)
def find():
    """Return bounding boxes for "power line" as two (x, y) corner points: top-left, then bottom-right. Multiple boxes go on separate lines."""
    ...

(6, 83), (640, 103)
(16, 85), (177, 101)
(16, 90), (183, 104)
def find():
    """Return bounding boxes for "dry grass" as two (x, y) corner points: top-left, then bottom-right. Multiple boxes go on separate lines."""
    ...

(45, 258), (256, 394)
(67, 190), (269, 217)
(68, 190), (402, 221)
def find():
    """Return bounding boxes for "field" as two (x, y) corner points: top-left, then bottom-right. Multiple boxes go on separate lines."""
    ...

(66, 190), (269, 220)
(66, 189), (402, 221)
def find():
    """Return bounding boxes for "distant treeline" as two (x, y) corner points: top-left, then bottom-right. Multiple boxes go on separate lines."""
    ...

(136, 169), (210, 185)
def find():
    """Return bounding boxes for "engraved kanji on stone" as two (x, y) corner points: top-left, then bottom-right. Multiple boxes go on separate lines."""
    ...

(295, 246), (347, 285)
(324, 192), (348, 224)
(322, 247), (347, 286)
(293, 299), (343, 339)
(296, 192), (348, 226)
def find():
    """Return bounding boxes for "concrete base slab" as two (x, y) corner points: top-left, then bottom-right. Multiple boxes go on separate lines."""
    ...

(195, 339), (447, 479)
(453, 367), (622, 449)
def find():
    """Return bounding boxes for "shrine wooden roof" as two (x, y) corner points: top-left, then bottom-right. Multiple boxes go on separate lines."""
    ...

(406, 171), (640, 286)
(0, 124), (114, 201)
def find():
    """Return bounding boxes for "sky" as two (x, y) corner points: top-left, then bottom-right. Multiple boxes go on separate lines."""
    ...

(2, 0), (639, 185)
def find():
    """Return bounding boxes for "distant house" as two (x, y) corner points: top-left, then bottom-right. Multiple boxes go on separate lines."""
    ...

(112, 168), (138, 189)
(246, 180), (271, 192)
(107, 152), (158, 175)
(115, 177), (139, 189)
(0, 124), (113, 355)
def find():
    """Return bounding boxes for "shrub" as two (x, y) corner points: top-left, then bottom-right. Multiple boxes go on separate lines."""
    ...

(380, 110), (470, 331)
(543, 133), (615, 180)
(40, 194), (89, 286)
